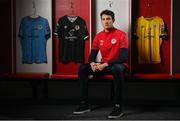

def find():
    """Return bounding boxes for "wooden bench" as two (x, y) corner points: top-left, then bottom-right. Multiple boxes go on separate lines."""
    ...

(133, 73), (172, 79)
(1, 73), (50, 100)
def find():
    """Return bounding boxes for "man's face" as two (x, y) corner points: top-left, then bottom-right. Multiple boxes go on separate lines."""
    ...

(101, 14), (114, 30)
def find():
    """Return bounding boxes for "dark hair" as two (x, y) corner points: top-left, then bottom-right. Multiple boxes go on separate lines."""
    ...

(100, 9), (115, 20)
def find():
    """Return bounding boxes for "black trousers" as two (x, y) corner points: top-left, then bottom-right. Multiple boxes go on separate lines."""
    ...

(78, 63), (127, 105)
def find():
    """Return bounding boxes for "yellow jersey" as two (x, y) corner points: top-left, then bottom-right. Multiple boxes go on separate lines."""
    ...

(134, 16), (167, 64)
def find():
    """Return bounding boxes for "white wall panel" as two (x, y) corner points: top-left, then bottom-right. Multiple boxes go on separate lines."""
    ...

(94, 0), (130, 62)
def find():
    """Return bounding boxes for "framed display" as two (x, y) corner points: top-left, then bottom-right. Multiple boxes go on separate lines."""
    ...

(131, 0), (171, 74)
(52, 0), (90, 77)
(14, 0), (52, 74)
(8, 0), (175, 80)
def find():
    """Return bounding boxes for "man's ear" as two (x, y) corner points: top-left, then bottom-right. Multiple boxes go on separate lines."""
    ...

(113, 19), (115, 23)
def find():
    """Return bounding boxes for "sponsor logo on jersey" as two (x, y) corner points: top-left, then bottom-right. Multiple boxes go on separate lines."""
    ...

(68, 29), (75, 36)
(141, 25), (145, 29)
(111, 38), (117, 44)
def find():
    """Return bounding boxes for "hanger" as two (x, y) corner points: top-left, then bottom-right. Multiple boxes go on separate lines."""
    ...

(67, 0), (78, 23)
(145, 0), (153, 18)
(30, 0), (39, 18)
(108, 0), (113, 8)
(68, 0), (77, 17)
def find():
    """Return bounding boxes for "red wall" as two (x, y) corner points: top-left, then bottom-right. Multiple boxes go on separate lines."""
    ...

(131, 0), (171, 74)
(52, 0), (90, 76)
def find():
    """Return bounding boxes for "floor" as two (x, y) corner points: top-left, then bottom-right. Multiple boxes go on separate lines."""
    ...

(0, 101), (180, 120)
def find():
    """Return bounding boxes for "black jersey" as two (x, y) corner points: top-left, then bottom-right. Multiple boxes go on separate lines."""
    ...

(54, 15), (89, 63)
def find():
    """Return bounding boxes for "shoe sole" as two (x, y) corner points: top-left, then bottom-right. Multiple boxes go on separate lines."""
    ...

(107, 112), (124, 119)
(73, 109), (91, 115)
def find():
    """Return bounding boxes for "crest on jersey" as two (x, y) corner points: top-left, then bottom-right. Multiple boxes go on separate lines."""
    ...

(100, 40), (104, 46)
(36, 25), (43, 30)
(75, 25), (80, 30)
(111, 38), (117, 44)
(64, 25), (68, 29)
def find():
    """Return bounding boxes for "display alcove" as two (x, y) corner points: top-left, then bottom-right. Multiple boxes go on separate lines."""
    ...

(51, 0), (131, 79)
(131, 0), (172, 79)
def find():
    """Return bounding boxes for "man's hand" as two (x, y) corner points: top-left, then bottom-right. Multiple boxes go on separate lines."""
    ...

(90, 62), (101, 72)
(90, 62), (97, 72)
(90, 62), (109, 72)
(96, 63), (109, 71)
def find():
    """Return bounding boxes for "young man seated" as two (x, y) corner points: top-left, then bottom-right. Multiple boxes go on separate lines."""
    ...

(73, 9), (129, 119)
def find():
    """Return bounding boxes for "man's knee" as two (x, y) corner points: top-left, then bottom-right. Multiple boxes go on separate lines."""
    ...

(111, 64), (126, 73)
(78, 64), (89, 74)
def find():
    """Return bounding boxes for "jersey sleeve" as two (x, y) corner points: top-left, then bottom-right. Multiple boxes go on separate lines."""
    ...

(53, 17), (62, 36)
(45, 19), (51, 40)
(133, 20), (137, 36)
(54, 23), (59, 36)
(18, 18), (24, 39)
(120, 33), (128, 48)
(133, 18), (140, 40)
(91, 35), (99, 50)
(133, 19), (138, 36)
(82, 19), (89, 40)
(160, 18), (167, 39)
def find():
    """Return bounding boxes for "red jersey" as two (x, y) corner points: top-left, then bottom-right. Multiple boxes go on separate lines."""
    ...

(92, 28), (128, 65)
